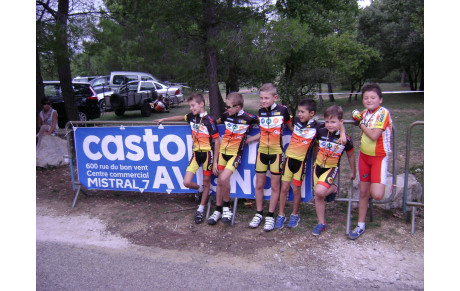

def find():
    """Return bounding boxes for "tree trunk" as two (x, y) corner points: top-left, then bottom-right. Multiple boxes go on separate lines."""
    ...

(204, 0), (225, 118)
(37, 51), (46, 132)
(419, 63), (424, 91)
(56, 0), (78, 122)
(401, 69), (406, 87)
(327, 83), (335, 102)
(317, 83), (324, 110)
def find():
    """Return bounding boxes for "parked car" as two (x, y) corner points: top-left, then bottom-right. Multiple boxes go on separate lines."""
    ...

(106, 81), (159, 117)
(72, 76), (102, 83)
(43, 81), (101, 128)
(108, 71), (158, 92)
(148, 80), (184, 105)
(89, 75), (112, 111)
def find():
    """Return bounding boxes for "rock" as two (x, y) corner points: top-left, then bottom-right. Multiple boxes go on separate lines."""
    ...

(351, 172), (423, 210)
(36, 135), (69, 168)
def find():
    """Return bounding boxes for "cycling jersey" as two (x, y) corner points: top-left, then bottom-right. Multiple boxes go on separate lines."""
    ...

(285, 117), (323, 161)
(358, 106), (392, 156)
(257, 103), (292, 155)
(219, 109), (258, 156)
(185, 112), (220, 152)
(315, 128), (353, 168)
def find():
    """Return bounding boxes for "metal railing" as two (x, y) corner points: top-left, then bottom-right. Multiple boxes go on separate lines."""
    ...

(402, 121), (424, 233)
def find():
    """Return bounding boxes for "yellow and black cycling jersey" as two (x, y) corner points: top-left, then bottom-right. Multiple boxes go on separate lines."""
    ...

(185, 112), (220, 152)
(219, 109), (258, 156)
(257, 103), (292, 155)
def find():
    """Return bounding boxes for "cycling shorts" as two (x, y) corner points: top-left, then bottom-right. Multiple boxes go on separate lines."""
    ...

(255, 152), (284, 175)
(281, 157), (306, 186)
(217, 153), (242, 173)
(313, 164), (338, 189)
(186, 151), (214, 176)
(358, 152), (388, 184)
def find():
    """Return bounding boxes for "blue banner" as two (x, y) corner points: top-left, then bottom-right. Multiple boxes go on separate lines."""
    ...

(73, 125), (313, 202)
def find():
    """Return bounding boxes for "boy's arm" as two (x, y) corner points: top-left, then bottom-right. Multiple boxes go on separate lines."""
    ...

(154, 115), (185, 124)
(346, 150), (356, 180)
(246, 133), (260, 145)
(212, 137), (221, 176)
(286, 121), (294, 132)
(358, 123), (383, 141)
(338, 123), (347, 144)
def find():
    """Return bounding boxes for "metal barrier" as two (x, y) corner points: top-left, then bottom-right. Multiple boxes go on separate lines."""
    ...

(334, 120), (398, 235)
(402, 121), (424, 234)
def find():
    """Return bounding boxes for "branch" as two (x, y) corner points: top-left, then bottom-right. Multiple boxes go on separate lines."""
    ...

(36, 0), (57, 20)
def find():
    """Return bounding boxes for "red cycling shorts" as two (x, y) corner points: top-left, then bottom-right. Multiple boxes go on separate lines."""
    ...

(358, 152), (388, 184)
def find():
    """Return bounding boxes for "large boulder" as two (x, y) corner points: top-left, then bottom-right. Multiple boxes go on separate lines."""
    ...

(36, 135), (69, 168)
(351, 172), (423, 210)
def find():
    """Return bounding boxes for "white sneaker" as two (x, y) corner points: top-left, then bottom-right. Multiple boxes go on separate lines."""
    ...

(222, 207), (233, 224)
(264, 216), (275, 232)
(249, 213), (263, 228)
(208, 211), (222, 225)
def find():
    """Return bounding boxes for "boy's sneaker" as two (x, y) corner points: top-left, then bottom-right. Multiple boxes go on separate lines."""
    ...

(207, 211), (222, 225)
(274, 215), (286, 229)
(264, 216), (275, 232)
(195, 211), (204, 224)
(312, 223), (326, 236)
(349, 226), (365, 240)
(249, 213), (263, 228)
(287, 214), (300, 228)
(222, 207), (233, 224)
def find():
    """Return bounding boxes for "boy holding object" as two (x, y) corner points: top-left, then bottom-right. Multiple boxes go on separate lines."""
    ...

(349, 83), (392, 240)
(154, 93), (221, 224)
(207, 92), (258, 225)
(245, 83), (293, 232)
(311, 105), (355, 236)
(275, 100), (347, 230)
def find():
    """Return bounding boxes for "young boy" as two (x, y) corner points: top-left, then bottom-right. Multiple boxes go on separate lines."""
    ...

(246, 83), (293, 231)
(207, 92), (258, 225)
(275, 100), (347, 230)
(154, 93), (221, 224)
(349, 83), (392, 240)
(311, 105), (355, 236)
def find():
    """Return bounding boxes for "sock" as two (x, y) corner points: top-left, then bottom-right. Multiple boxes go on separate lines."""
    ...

(198, 185), (204, 192)
(257, 210), (264, 216)
(216, 205), (223, 213)
(267, 212), (274, 218)
(197, 205), (205, 212)
(223, 201), (231, 207)
(358, 222), (366, 229)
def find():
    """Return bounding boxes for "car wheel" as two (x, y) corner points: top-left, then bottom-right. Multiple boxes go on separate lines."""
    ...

(78, 111), (88, 122)
(115, 108), (125, 116)
(99, 100), (106, 113)
(141, 102), (152, 117)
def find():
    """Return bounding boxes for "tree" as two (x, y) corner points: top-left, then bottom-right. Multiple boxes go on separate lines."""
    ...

(358, 0), (424, 90)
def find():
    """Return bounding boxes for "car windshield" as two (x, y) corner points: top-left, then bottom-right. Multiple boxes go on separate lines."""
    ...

(73, 84), (92, 96)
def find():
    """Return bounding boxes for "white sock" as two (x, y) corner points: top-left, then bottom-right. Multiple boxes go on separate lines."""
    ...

(198, 185), (204, 192)
(358, 222), (366, 229)
(197, 205), (205, 212)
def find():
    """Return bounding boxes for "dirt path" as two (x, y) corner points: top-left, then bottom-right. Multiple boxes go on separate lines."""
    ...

(36, 166), (424, 289)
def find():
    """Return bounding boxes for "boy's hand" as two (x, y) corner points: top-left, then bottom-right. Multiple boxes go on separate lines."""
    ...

(350, 173), (356, 180)
(154, 119), (164, 124)
(212, 163), (219, 176)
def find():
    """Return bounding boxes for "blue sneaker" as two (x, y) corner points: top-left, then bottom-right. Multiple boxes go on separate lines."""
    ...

(312, 223), (326, 236)
(274, 215), (286, 229)
(348, 226), (365, 240)
(287, 214), (300, 228)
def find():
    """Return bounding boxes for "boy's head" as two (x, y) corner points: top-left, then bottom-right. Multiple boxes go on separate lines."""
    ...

(259, 83), (278, 109)
(225, 92), (244, 115)
(324, 105), (344, 133)
(297, 99), (317, 123)
(187, 93), (206, 115)
(361, 83), (383, 112)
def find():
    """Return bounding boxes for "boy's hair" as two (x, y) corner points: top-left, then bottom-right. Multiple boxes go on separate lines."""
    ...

(259, 83), (277, 96)
(324, 105), (344, 120)
(187, 93), (206, 105)
(298, 99), (317, 113)
(41, 98), (50, 105)
(226, 92), (244, 107)
(361, 83), (382, 99)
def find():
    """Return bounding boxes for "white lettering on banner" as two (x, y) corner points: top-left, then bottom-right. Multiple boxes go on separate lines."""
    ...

(172, 166), (188, 190)
(186, 135), (193, 160)
(101, 135), (125, 161)
(152, 166), (175, 189)
(125, 135), (144, 161)
(231, 169), (252, 194)
(87, 178), (149, 189)
(83, 136), (102, 160)
(142, 129), (160, 161)
(247, 142), (257, 164)
(160, 135), (186, 162)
